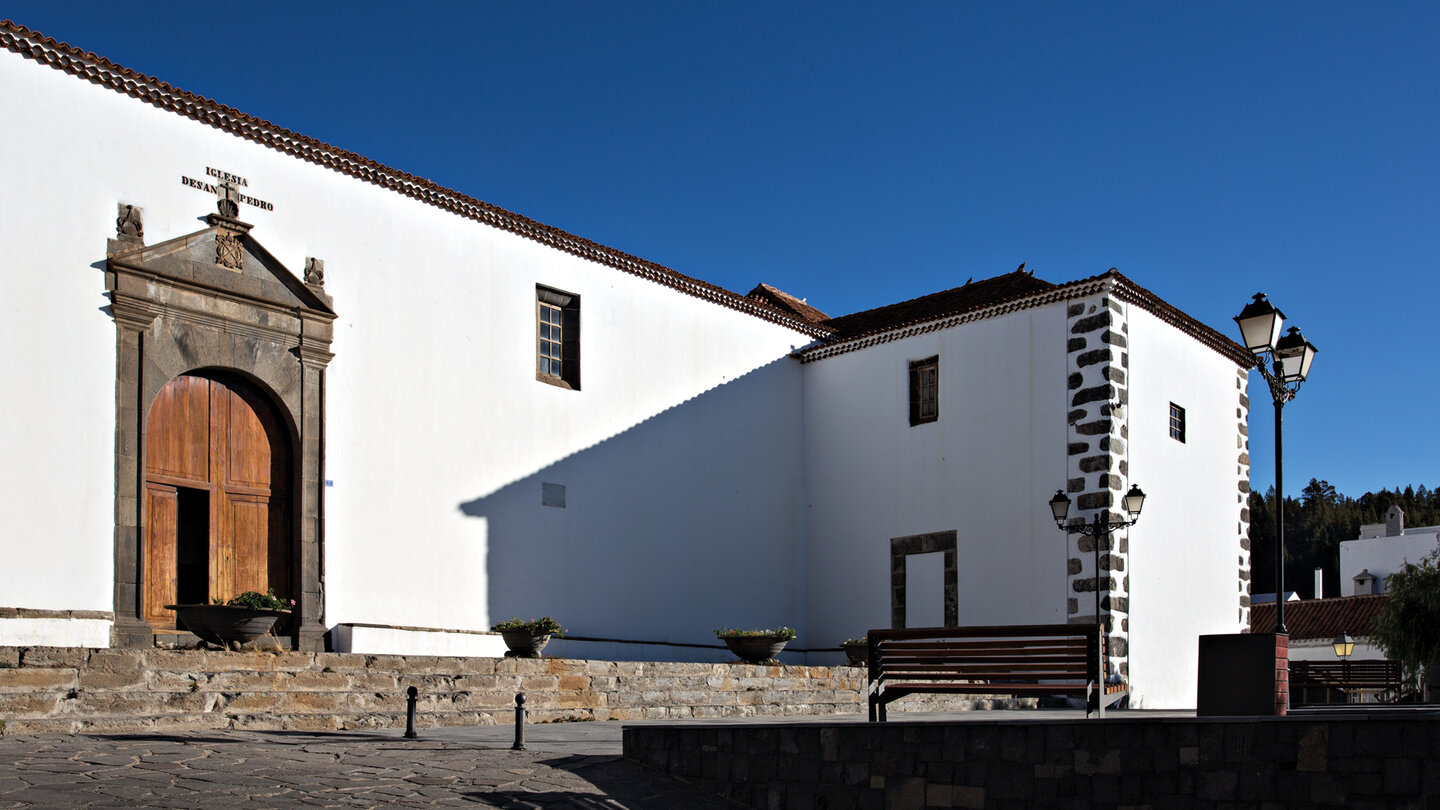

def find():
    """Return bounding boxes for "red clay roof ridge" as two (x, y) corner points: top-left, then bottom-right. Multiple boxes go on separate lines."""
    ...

(800, 266), (1255, 367)
(745, 283), (831, 324)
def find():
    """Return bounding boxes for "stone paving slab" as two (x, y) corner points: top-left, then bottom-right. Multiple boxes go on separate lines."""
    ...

(0, 729), (740, 808)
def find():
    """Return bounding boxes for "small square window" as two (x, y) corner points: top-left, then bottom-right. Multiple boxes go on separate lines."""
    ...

(1169, 403), (1186, 443)
(909, 356), (939, 426)
(541, 482), (566, 508)
(537, 286), (580, 390)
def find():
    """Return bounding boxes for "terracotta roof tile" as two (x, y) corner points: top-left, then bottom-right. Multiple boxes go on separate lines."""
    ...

(799, 267), (1255, 368)
(1248, 594), (1390, 640)
(0, 20), (832, 339)
(820, 267), (1054, 339)
(744, 284), (830, 324)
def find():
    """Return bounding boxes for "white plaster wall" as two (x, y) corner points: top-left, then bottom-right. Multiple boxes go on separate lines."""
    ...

(800, 304), (1072, 659)
(1288, 638), (1386, 662)
(308, 169), (813, 647)
(0, 47), (814, 652)
(0, 619), (111, 648)
(1340, 531), (1440, 594)
(1125, 307), (1248, 708)
(0, 53), (127, 617)
(331, 625), (506, 658)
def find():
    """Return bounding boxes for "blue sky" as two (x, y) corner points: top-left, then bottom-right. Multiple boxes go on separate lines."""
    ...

(8, 2), (1436, 499)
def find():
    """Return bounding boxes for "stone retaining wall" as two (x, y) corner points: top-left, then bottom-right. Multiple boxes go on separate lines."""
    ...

(626, 713), (1440, 808)
(0, 647), (1003, 736)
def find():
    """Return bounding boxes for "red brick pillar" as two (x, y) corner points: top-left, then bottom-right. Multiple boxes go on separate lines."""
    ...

(1273, 633), (1289, 715)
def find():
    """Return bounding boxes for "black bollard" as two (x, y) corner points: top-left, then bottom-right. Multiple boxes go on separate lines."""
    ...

(511, 692), (527, 750)
(404, 686), (419, 739)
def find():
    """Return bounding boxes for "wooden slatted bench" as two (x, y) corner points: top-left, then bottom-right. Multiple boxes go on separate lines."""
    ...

(866, 623), (1126, 721)
(1290, 660), (1405, 705)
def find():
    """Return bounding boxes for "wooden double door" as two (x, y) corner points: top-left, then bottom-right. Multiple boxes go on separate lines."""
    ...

(143, 372), (293, 628)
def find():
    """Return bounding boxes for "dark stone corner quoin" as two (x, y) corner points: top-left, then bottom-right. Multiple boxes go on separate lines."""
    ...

(1071, 311), (1112, 334)
(1072, 384), (1115, 408)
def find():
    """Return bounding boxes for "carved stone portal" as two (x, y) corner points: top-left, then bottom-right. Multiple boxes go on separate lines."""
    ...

(105, 206), (335, 651)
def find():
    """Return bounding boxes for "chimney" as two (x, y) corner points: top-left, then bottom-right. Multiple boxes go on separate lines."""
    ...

(1314, 567), (1324, 599)
(1387, 505), (1405, 537)
(1355, 569), (1377, 595)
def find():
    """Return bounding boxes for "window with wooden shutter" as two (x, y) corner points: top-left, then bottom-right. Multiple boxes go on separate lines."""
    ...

(909, 356), (939, 426)
(537, 285), (581, 390)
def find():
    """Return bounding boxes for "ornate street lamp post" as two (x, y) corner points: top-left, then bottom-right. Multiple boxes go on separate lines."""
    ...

(1049, 485), (1146, 633)
(1234, 293), (1318, 634)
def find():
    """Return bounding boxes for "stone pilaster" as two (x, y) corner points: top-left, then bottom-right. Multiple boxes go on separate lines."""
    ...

(109, 305), (157, 649)
(295, 323), (334, 653)
(1064, 293), (1131, 680)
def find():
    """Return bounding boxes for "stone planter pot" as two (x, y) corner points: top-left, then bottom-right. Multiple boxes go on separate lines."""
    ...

(723, 636), (791, 664)
(843, 642), (868, 666)
(500, 630), (553, 658)
(166, 604), (286, 650)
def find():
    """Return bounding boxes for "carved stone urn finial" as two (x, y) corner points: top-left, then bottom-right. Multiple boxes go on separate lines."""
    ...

(116, 203), (144, 243)
(304, 257), (325, 288)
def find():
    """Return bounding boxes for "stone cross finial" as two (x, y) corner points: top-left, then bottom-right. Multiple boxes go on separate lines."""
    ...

(217, 180), (241, 218)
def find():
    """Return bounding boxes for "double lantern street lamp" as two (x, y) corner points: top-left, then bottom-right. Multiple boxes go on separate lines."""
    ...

(1234, 293), (1318, 635)
(1049, 485), (1147, 633)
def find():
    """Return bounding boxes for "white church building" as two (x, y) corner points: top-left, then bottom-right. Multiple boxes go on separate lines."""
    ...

(0, 21), (1255, 708)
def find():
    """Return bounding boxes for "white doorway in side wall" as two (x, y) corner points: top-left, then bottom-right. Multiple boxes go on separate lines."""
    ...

(906, 551), (947, 629)
(889, 530), (958, 629)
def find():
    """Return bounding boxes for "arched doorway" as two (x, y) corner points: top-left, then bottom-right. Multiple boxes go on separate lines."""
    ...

(143, 371), (294, 630)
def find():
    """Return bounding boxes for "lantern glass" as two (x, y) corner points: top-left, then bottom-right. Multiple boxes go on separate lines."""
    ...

(1122, 485), (1146, 519)
(1275, 327), (1317, 383)
(1234, 293), (1284, 354)
(1332, 633), (1354, 660)
(1049, 490), (1071, 526)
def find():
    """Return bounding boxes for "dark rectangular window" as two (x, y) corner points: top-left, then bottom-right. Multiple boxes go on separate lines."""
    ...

(537, 286), (580, 390)
(541, 482), (566, 508)
(909, 356), (939, 426)
(1169, 403), (1186, 442)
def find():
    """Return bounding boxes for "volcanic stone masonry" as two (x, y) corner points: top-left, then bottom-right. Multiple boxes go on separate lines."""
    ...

(1064, 295), (1131, 680)
(1237, 368), (1252, 625)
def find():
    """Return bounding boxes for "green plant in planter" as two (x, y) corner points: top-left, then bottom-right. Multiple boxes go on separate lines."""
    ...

(841, 635), (869, 665)
(493, 616), (564, 658)
(492, 616), (564, 636)
(715, 627), (797, 640)
(221, 588), (294, 611)
(716, 626), (797, 664)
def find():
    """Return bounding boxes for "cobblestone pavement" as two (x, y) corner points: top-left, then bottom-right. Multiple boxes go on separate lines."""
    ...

(0, 729), (741, 808)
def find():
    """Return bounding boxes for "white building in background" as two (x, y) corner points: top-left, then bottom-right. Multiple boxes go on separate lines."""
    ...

(0, 21), (1254, 707)
(1341, 506), (1440, 595)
